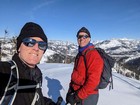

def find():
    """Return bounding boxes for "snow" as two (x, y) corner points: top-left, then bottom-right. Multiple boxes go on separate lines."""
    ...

(40, 49), (56, 63)
(100, 39), (122, 49)
(38, 63), (140, 105)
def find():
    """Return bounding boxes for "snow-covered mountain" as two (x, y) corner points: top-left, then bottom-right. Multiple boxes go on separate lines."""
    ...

(45, 39), (140, 74)
(0, 38), (140, 79)
(46, 38), (140, 61)
(95, 38), (140, 56)
(93, 38), (140, 79)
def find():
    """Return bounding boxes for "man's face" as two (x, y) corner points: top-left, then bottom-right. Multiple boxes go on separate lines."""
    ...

(18, 37), (45, 68)
(77, 32), (90, 47)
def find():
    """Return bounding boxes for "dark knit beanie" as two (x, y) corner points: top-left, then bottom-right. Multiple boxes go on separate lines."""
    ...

(76, 27), (91, 38)
(17, 22), (48, 51)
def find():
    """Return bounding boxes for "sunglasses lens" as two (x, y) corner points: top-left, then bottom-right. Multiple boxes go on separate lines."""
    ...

(78, 35), (89, 39)
(38, 42), (47, 50)
(22, 38), (47, 51)
(78, 36), (82, 39)
(23, 38), (36, 47)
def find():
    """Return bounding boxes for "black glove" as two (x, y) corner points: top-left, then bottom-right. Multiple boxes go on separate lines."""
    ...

(44, 97), (56, 105)
(49, 101), (56, 105)
(66, 92), (81, 105)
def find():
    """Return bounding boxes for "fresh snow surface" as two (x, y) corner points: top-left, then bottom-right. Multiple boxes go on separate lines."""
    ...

(38, 63), (140, 105)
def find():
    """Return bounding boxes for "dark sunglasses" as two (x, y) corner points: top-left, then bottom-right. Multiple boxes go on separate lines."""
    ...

(77, 34), (89, 39)
(22, 38), (47, 51)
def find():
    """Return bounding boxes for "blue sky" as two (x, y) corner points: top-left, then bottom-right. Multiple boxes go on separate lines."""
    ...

(0, 0), (140, 43)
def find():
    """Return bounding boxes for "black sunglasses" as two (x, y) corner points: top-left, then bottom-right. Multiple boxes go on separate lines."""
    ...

(77, 34), (89, 39)
(22, 38), (47, 51)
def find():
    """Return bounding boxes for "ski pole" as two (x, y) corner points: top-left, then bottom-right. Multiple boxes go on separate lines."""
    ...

(56, 96), (63, 105)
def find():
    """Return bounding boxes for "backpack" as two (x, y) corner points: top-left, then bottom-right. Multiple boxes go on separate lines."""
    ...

(0, 60), (41, 105)
(82, 47), (115, 90)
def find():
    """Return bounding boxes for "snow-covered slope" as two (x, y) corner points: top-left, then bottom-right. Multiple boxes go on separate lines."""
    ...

(38, 63), (140, 105)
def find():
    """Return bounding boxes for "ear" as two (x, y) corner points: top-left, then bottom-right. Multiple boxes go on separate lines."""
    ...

(18, 48), (20, 52)
(88, 37), (91, 42)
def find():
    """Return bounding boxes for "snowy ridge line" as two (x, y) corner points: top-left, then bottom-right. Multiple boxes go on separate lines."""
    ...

(113, 74), (140, 90)
(125, 54), (140, 63)
(39, 63), (73, 72)
(45, 66), (72, 72)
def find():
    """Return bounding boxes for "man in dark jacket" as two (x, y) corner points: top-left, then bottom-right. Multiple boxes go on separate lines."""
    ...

(66, 27), (104, 105)
(0, 22), (57, 105)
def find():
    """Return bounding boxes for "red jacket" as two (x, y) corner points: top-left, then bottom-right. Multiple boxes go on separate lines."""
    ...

(70, 45), (103, 99)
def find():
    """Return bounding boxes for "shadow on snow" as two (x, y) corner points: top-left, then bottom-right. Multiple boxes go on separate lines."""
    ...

(45, 76), (65, 105)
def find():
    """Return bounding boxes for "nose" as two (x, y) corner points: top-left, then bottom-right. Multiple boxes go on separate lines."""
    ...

(33, 43), (39, 51)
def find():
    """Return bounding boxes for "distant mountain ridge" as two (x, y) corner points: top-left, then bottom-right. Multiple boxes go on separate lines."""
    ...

(94, 39), (140, 79)
(0, 38), (140, 79)
(45, 38), (140, 79)
(47, 38), (140, 62)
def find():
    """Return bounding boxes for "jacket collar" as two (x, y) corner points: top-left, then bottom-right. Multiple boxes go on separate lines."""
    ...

(78, 43), (94, 53)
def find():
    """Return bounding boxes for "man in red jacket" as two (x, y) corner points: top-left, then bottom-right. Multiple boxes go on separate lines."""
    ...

(66, 27), (103, 105)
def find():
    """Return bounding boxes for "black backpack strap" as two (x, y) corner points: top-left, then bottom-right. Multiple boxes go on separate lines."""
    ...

(0, 60), (19, 105)
(109, 73), (113, 90)
(0, 60), (42, 105)
(82, 48), (96, 70)
(31, 83), (41, 105)
(73, 53), (81, 71)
